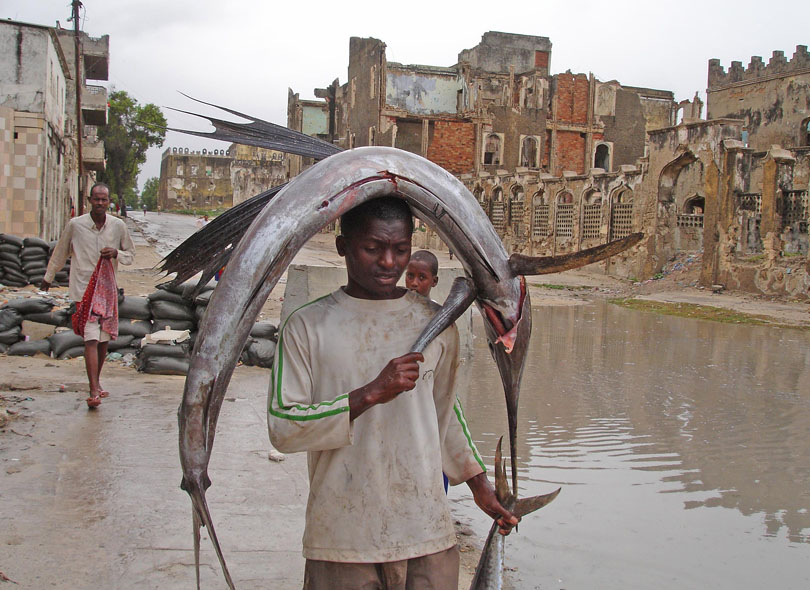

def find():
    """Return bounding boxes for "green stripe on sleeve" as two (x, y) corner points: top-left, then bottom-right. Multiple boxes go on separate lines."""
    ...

(270, 295), (350, 421)
(453, 398), (486, 472)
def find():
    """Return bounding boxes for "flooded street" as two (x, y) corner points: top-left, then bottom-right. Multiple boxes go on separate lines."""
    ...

(453, 302), (810, 589)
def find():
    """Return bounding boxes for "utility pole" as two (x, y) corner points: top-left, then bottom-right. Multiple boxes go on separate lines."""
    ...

(70, 0), (84, 215)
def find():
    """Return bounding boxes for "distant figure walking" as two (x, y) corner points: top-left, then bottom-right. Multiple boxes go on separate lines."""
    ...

(41, 182), (135, 408)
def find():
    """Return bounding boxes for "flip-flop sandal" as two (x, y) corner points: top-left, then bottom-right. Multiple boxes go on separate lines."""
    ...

(99, 390), (110, 398)
(86, 395), (102, 409)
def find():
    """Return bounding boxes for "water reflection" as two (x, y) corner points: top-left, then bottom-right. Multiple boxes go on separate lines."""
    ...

(456, 302), (810, 588)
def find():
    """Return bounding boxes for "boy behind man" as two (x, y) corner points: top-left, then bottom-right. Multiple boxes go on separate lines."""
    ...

(405, 250), (439, 298)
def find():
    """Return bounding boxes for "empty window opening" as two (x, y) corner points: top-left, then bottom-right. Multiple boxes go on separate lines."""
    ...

(473, 185), (486, 212)
(678, 195), (705, 229)
(594, 144), (610, 170)
(521, 136), (539, 168)
(483, 133), (501, 165)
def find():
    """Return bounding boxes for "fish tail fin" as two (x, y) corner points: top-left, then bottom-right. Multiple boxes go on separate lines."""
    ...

(513, 487), (561, 519)
(183, 476), (236, 589)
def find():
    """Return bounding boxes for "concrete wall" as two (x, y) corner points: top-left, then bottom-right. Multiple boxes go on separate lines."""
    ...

(458, 31), (552, 76)
(301, 103), (328, 137)
(281, 264), (475, 364)
(347, 37), (385, 148)
(0, 23), (67, 136)
(385, 65), (461, 115)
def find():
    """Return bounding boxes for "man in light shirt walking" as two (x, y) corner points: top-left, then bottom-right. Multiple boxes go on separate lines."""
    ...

(42, 182), (135, 408)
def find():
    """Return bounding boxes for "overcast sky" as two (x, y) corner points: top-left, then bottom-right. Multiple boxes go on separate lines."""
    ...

(5, 0), (809, 189)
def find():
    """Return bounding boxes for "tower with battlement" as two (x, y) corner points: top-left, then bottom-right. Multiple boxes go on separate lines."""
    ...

(707, 46), (810, 151)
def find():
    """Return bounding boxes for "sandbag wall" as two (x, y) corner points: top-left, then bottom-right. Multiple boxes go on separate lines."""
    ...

(0, 234), (70, 288)
(1, 288), (278, 374)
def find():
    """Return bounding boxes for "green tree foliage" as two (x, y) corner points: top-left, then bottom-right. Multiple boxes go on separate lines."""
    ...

(140, 177), (159, 211)
(98, 90), (166, 216)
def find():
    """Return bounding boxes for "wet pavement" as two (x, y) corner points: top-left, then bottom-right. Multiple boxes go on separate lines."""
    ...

(1, 358), (309, 589)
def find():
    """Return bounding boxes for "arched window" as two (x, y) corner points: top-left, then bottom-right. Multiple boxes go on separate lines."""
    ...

(678, 195), (705, 229)
(490, 187), (506, 232)
(520, 136), (539, 168)
(510, 185), (526, 238)
(594, 144), (610, 170)
(609, 188), (634, 240)
(802, 117), (810, 147)
(532, 191), (550, 238)
(473, 185), (486, 213)
(555, 191), (574, 239)
(582, 189), (602, 240)
(483, 134), (502, 165)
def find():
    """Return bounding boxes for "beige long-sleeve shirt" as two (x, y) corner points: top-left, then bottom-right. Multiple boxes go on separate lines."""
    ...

(268, 288), (485, 563)
(44, 213), (135, 301)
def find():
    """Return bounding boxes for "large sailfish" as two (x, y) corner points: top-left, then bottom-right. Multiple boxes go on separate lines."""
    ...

(164, 98), (641, 587)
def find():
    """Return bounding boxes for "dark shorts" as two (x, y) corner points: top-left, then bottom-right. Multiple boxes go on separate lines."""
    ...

(303, 545), (459, 590)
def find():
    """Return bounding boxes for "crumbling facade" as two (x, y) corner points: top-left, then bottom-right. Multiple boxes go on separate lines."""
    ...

(0, 19), (109, 239)
(158, 144), (285, 210)
(289, 32), (675, 180)
(707, 46), (810, 150)
(289, 36), (809, 298)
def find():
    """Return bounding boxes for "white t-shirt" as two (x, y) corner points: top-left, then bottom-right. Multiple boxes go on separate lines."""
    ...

(268, 288), (484, 562)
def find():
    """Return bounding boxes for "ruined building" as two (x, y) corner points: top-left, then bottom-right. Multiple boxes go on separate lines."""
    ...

(0, 20), (109, 239)
(158, 144), (286, 211)
(288, 32), (674, 179)
(288, 34), (809, 298)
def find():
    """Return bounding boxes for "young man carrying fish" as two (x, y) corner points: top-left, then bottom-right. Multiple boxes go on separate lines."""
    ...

(268, 197), (517, 589)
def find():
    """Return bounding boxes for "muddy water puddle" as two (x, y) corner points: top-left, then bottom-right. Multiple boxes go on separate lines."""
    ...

(452, 301), (810, 589)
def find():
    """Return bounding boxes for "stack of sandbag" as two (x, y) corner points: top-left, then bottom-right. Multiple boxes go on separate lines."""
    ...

(148, 288), (197, 334)
(136, 327), (192, 375)
(0, 303), (25, 353)
(1, 297), (59, 357)
(240, 321), (278, 368)
(48, 240), (70, 287)
(0, 234), (27, 287)
(48, 328), (85, 359)
(21, 237), (51, 286)
(193, 288), (214, 328)
(116, 294), (151, 356)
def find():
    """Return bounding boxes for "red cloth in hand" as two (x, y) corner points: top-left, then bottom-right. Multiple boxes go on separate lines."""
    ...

(72, 258), (119, 339)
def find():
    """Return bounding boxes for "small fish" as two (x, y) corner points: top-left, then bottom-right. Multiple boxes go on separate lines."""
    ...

(470, 437), (560, 590)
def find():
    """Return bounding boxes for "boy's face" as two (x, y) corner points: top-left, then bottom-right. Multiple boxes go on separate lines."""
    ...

(337, 216), (412, 300)
(405, 260), (438, 297)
